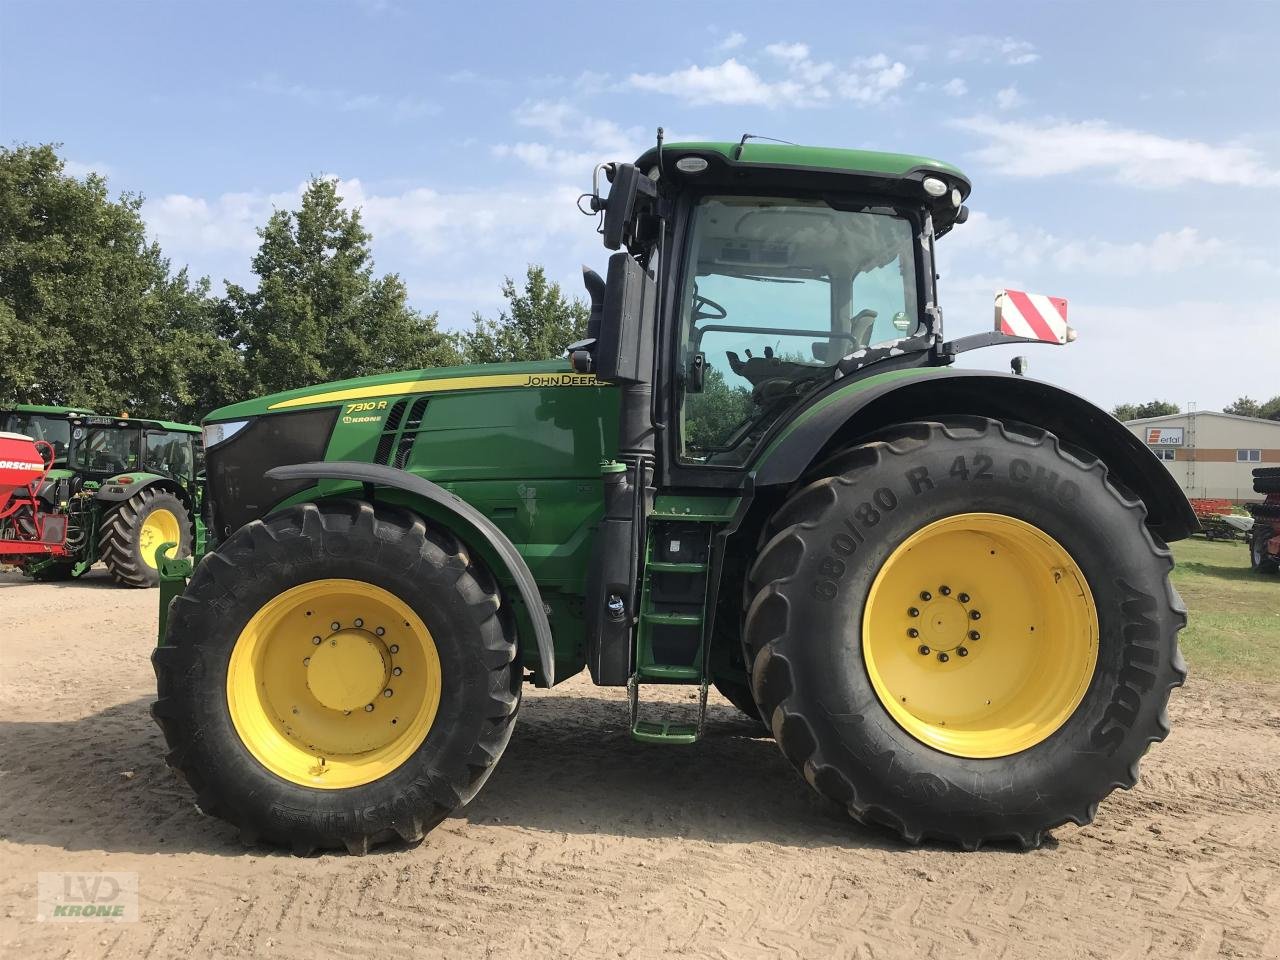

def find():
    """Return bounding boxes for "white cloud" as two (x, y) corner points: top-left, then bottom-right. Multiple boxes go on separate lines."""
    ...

(249, 75), (437, 120)
(765, 42), (810, 62)
(952, 115), (1280, 187)
(995, 86), (1025, 110)
(943, 212), (1250, 276)
(717, 31), (747, 51)
(839, 57), (909, 103)
(628, 58), (799, 107)
(627, 50), (907, 108)
(942, 78), (968, 98)
(947, 35), (1040, 66)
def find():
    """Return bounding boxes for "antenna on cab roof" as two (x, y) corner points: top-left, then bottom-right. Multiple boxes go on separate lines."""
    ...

(734, 133), (797, 159)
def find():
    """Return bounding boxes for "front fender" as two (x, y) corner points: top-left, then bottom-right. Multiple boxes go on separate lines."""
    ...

(264, 461), (556, 685)
(753, 367), (1197, 541)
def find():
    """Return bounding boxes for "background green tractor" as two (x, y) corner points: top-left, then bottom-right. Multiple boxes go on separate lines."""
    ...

(153, 138), (1194, 854)
(0, 405), (202, 585)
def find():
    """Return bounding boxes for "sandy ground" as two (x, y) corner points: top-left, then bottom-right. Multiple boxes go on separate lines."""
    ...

(1, 569), (1278, 960)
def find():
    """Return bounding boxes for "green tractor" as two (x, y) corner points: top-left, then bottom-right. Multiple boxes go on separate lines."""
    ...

(0, 405), (202, 585)
(153, 139), (1192, 854)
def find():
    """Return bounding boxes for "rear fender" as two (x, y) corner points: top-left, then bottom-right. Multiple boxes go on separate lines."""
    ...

(264, 461), (556, 686)
(95, 472), (185, 506)
(753, 368), (1197, 541)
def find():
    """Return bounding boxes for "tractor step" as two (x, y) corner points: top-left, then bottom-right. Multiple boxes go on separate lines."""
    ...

(646, 560), (708, 573)
(640, 610), (702, 626)
(628, 677), (708, 744)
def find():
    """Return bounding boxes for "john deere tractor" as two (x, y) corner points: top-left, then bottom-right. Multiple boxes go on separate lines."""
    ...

(153, 139), (1192, 854)
(0, 405), (202, 585)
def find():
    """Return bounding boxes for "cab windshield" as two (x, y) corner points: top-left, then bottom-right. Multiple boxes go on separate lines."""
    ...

(677, 196), (919, 465)
(1, 413), (72, 464)
(73, 427), (142, 475)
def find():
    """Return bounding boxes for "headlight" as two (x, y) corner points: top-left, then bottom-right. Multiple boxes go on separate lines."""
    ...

(922, 176), (948, 197)
(202, 419), (250, 450)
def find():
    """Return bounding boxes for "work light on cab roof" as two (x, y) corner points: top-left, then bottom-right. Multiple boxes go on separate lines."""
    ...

(153, 129), (1193, 857)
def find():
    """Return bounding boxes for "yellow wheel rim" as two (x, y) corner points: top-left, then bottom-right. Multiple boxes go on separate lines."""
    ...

(226, 579), (442, 789)
(862, 513), (1098, 759)
(139, 507), (181, 569)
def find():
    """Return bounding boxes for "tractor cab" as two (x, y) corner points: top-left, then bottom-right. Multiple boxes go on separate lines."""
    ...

(0, 405), (96, 467)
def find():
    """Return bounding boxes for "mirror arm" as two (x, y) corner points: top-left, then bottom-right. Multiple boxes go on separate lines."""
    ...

(938, 331), (1061, 362)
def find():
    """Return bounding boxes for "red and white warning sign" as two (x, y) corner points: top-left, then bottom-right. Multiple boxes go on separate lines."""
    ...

(995, 289), (1070, 344)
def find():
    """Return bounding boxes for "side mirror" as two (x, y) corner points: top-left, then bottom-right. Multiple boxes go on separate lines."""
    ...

(594, 252), (656, 383)
(601, 163), (658, 251)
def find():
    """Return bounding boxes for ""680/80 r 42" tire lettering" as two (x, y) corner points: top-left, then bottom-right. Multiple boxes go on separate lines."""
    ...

(810, 453), (1080, 601)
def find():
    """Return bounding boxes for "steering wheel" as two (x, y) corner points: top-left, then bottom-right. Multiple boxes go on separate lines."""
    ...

(693, 294), (727, 321)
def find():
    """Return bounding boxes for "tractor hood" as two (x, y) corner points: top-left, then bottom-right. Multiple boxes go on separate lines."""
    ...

(204, 359), (596, 422)
(200, 359), (619, 540)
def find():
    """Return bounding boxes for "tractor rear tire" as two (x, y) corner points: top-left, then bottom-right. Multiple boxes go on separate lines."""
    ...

(100, 487), (192, 587)
(744, 418), (1186, 850)
(152, 499), (520, 855)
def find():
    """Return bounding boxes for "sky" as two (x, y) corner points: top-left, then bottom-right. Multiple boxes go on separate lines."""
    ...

(2, 0), (1278, 411)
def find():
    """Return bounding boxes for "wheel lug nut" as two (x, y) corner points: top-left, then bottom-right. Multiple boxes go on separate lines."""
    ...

(958, 593), (970, 603)
(364, 704), (374, 712)
(303, 657), (310, 665)
(969, 610), (981, 620)
(907, 628), (920, 638)
(389, 644), (399, 654)
(968, 630), (981, 641)
(908, 607), (920, 618)
(354, 618), (364, 628)
(920, 591), (932, 602)
(939, 585), (951, 596)
(937, 652), (950, 663)
(957, 647), (969, 657)
(383, 689), (393, 698)
(917, 645), (931, 656)
(392, 667), (402, 676)
(376, 627), (385, 636)
(312, 636), (322, 645)
(331, 622), (340, 632)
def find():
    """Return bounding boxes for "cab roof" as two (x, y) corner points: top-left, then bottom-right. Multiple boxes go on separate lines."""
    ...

(634, 140), (972, 233)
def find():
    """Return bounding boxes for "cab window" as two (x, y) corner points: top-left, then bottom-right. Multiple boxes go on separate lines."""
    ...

(144, 431), (195, 481)
(677, 196), (919, 465)
(74, 428), (141, 474)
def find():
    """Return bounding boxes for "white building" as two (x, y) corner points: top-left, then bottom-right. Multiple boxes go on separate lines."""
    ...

(1124, 411), (1280, 502)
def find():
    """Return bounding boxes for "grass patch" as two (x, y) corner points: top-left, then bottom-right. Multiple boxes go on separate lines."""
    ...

(1170, 537), (1280, 680)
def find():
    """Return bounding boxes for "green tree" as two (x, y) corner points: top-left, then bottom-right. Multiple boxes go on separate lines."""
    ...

(1260, 396), (1280, 421)
(684, 364), (753, 451)
(223, 177), (460, 396)
(0, 143), (234, 420)
(1112, 400), (1180, 421)
(458, 265), (589, 364)
(1223, 396), (1262, 418)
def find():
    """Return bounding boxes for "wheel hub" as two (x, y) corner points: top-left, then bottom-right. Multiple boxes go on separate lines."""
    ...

(862, 513), (1099, 758)
(306, 629), (391, 712)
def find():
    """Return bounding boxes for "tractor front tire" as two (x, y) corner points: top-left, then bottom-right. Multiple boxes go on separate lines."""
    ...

(745, 418), (1186, 849)
(152, 500), (519, 855)
(100, 487), (192, 587)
